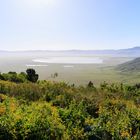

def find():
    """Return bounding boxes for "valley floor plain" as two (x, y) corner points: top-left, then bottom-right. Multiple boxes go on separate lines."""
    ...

(0, 52), (139, 86)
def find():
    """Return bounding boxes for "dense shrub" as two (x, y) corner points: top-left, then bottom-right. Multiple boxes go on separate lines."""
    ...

(0, 98), (68, 140)
(0, 79), (140, 139)
(0, 72), (27, 83)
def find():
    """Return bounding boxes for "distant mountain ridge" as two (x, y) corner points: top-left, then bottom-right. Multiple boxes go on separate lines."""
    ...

(116, 46), (140, 56)
(0, 46), (140, 57)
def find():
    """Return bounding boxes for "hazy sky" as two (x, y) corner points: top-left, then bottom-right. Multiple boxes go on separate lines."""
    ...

(0, 0), (140, 50)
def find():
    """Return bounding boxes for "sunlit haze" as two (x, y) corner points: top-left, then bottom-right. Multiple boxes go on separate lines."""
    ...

(0, 0), (140, 51)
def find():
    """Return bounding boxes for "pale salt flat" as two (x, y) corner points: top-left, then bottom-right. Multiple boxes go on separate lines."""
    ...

(32, 57), (103, 64)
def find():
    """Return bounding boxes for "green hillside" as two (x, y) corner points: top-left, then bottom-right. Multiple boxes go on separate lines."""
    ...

(116, 57), (140, 72)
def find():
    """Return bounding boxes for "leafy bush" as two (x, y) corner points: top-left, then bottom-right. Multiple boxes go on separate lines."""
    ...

(0, 78), (140, 139)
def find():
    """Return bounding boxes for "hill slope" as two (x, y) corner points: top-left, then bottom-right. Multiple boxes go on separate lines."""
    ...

(116, 57), (140, 72)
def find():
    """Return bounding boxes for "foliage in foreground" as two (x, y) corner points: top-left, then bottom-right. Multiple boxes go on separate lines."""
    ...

(0, 79), (140, 139)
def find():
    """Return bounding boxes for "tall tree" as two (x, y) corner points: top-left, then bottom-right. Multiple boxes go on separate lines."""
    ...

(26, 69), (39, 83)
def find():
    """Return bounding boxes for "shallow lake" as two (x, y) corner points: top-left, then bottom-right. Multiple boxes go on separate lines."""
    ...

(32, 57), (103, 64)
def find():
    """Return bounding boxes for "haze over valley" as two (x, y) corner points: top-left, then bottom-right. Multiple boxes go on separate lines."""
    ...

(0, 47), (140, 85)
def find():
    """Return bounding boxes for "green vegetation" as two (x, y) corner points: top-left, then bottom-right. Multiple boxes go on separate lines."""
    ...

(26, 69), (39, 83)
(117, 57), (140, 72)
(0, 69), (39, 83)
(0, 70), (140, 139)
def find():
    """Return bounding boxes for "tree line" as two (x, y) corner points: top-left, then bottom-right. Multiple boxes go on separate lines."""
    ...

(0, 69), (39, 83)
